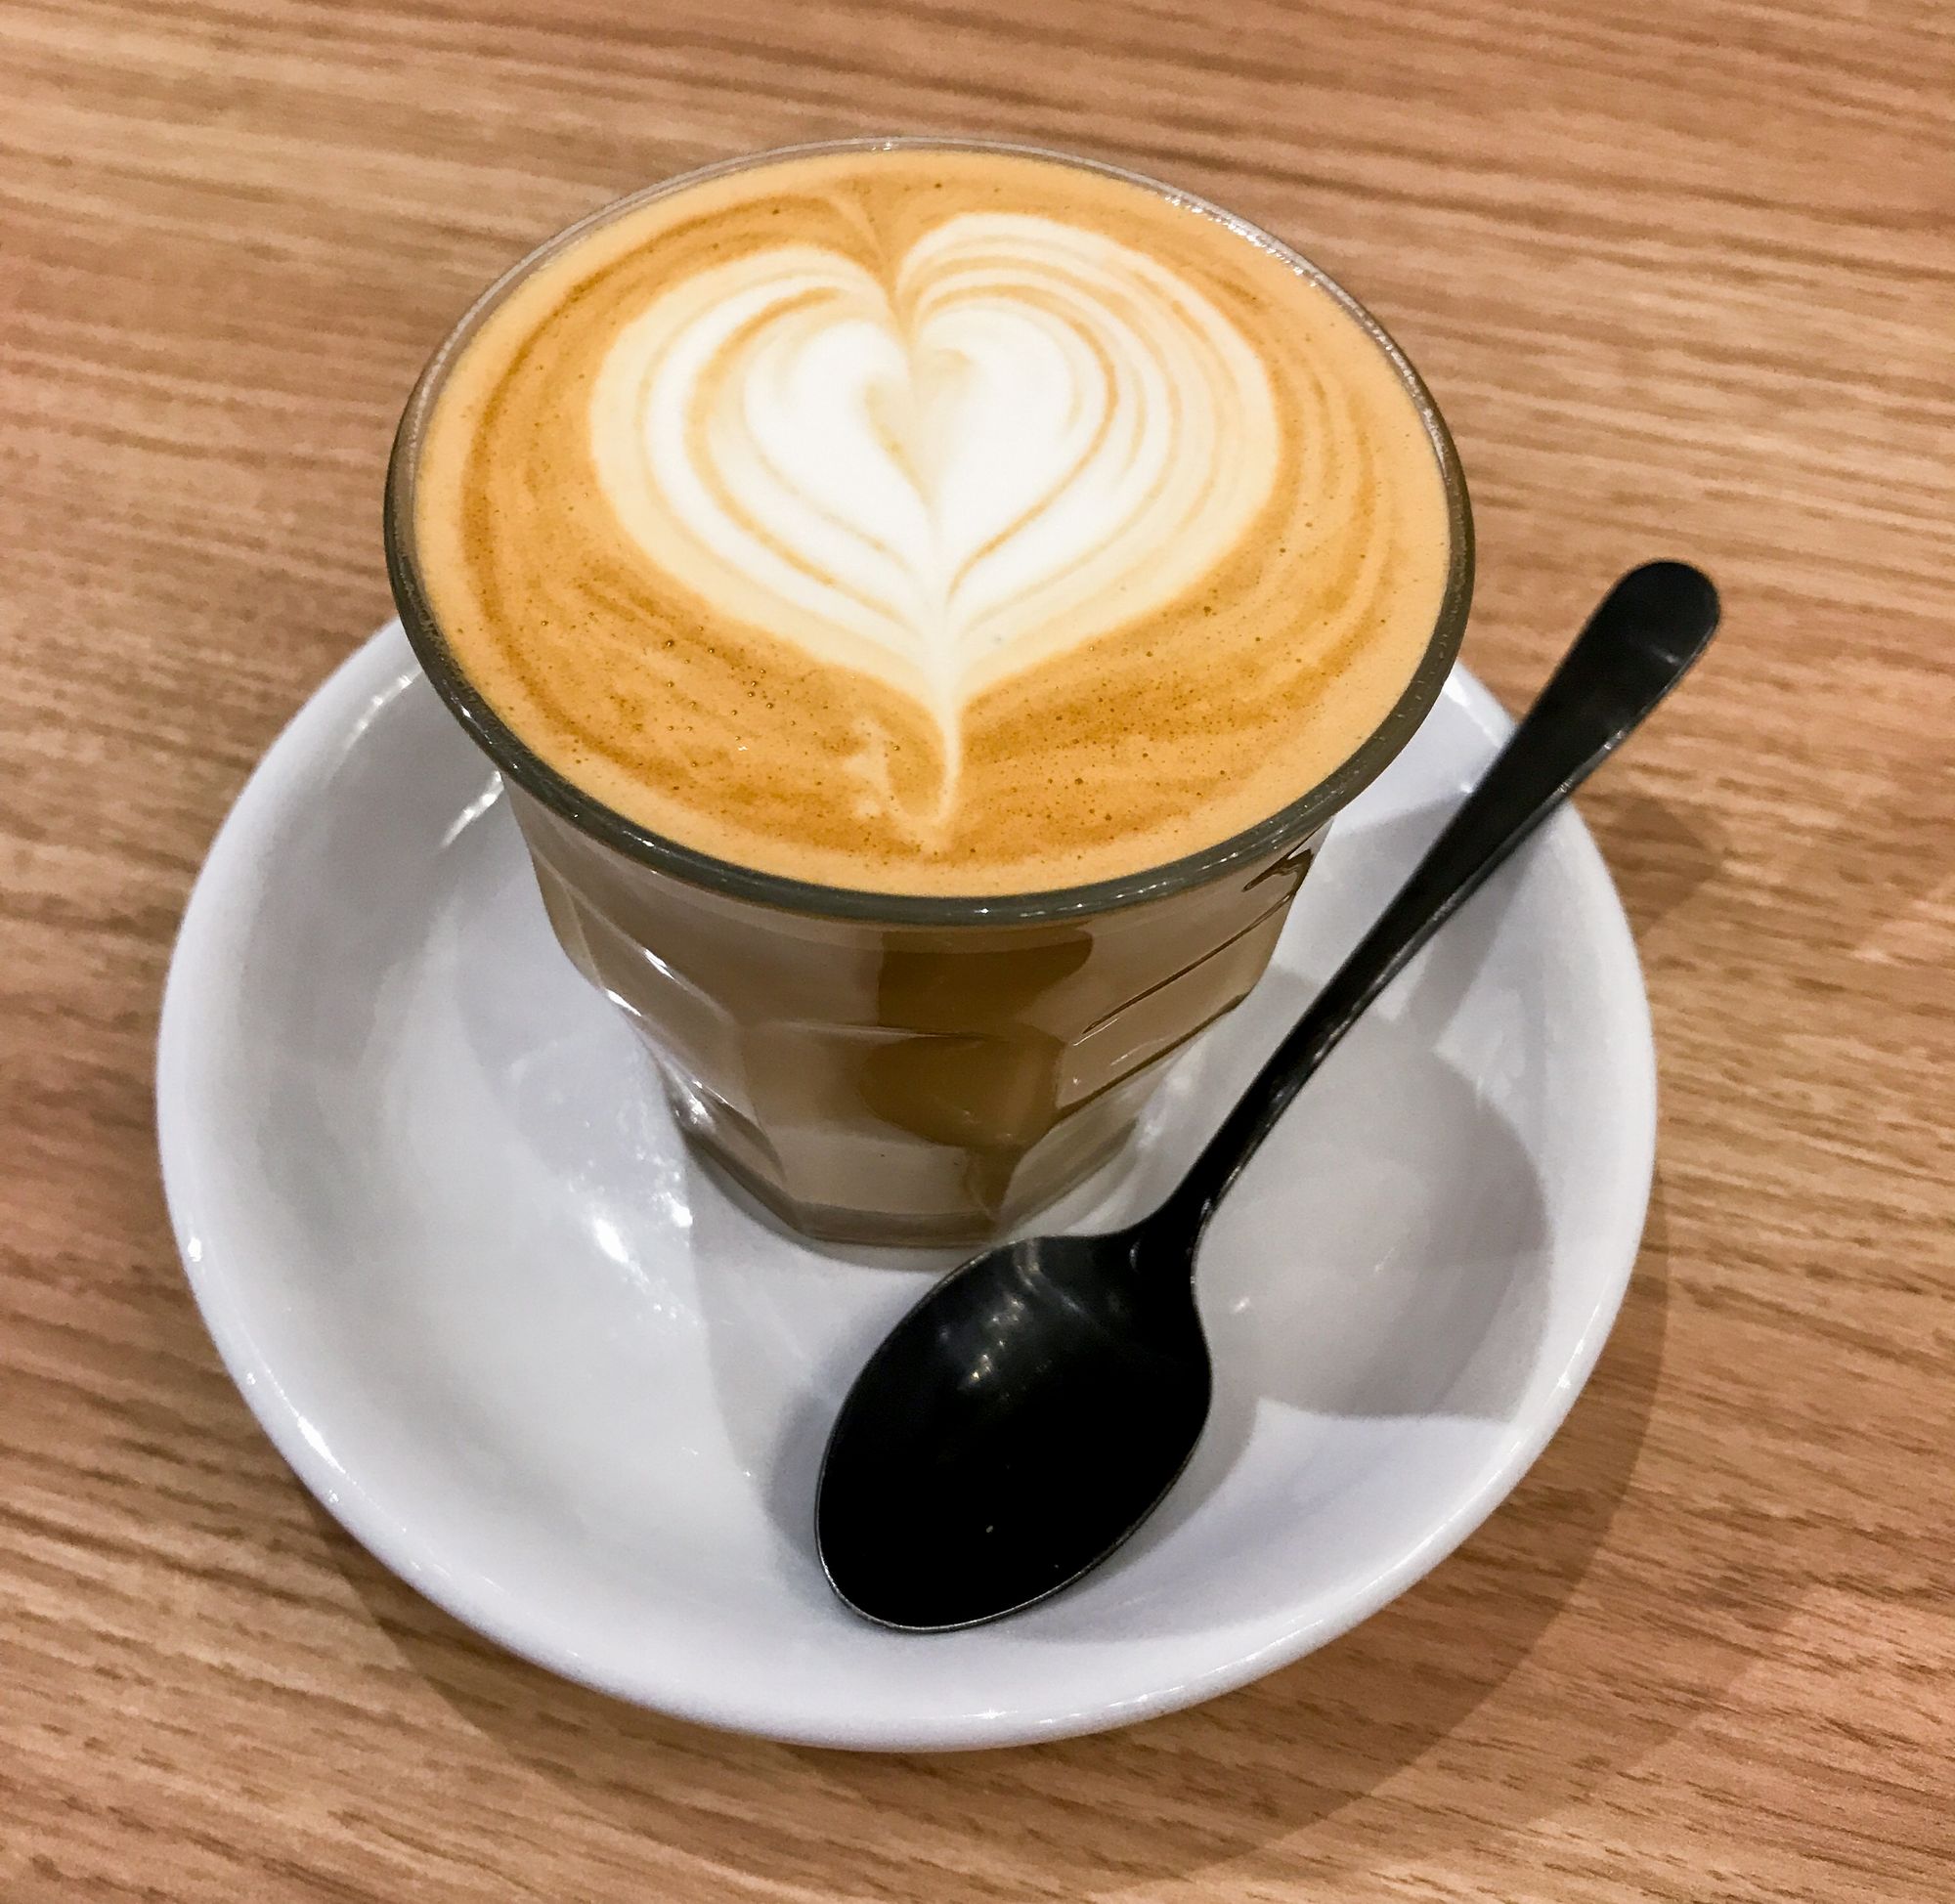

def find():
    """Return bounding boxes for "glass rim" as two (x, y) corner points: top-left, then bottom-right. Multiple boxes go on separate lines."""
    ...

(384, 134), (1474, 929)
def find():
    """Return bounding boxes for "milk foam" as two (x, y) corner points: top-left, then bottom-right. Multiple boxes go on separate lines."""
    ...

(590, 215), (1280, 752)
(411, 148), (1456, 894)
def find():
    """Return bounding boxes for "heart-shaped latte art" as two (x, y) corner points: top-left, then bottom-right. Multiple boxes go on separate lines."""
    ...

(589, 213), (1282, 745)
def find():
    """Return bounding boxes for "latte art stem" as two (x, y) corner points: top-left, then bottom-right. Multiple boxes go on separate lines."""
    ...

(843, 714), (961, 848)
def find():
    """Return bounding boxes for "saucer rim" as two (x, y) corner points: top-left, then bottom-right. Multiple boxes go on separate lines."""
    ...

(156, 624), (1655, 1752)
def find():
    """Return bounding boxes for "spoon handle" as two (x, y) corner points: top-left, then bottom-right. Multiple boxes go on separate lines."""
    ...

(1156, 559), (1720, 1247)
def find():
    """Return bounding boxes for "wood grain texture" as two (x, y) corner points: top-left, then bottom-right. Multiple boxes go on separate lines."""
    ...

(3, 0), (1951, 1897)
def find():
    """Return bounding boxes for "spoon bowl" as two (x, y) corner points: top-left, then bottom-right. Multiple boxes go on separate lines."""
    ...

(818, 1229), (1210, 1628)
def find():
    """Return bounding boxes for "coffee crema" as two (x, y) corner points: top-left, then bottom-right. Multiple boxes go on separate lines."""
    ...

(413, 147), (1453, 894)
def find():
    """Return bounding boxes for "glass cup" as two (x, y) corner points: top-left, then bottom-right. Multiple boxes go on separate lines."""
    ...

(385, 139), (1472, 1245)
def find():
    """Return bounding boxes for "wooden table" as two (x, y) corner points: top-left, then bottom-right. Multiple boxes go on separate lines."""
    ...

(5, 1), (1950, 1896)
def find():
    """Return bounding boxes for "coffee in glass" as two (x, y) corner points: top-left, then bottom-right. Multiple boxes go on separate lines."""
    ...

(387, 140), (1470, 1242)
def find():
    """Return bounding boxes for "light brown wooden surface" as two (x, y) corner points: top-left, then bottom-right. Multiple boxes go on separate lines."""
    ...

(4, 0), (1952, 1897)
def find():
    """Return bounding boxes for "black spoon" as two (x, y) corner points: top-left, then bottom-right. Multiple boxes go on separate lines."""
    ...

(816, 560), (1720, 1631)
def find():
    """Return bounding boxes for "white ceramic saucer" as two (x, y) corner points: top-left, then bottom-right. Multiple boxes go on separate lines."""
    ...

(157, 624), (1654, 1752)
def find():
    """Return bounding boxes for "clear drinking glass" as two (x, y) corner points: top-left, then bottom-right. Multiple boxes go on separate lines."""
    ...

(385, 139), (1472, 1245)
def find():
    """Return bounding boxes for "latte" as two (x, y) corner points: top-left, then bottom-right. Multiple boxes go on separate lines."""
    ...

(412, 146), (1453, 895)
